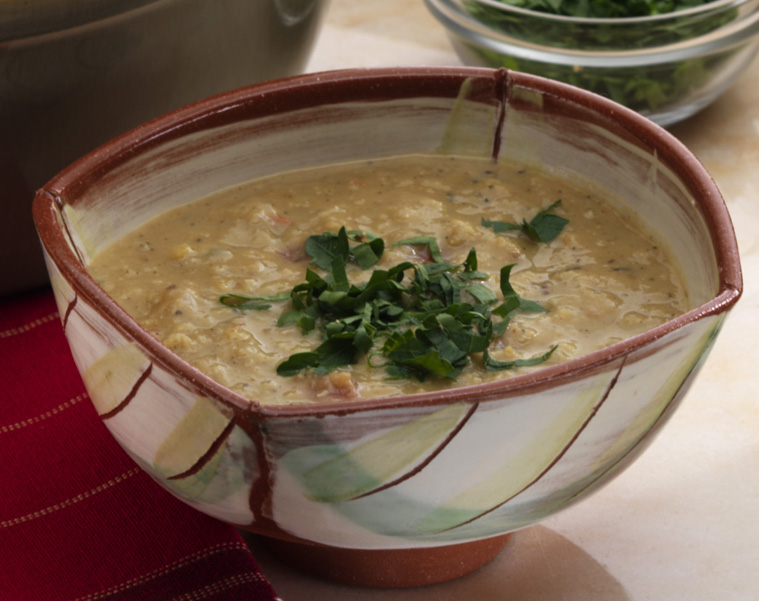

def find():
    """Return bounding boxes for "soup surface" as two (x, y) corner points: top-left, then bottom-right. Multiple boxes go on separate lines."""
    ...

(89, 155), (688, 404)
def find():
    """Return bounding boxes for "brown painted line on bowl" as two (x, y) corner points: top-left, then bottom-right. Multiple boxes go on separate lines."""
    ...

(433, 358), (627, 533)
(166, 419), (237, 481)
(350, 402), (480, 501)
(99, 362), (153, 420)
(561, 339), (708, 509)
(61, 293), (78, 331)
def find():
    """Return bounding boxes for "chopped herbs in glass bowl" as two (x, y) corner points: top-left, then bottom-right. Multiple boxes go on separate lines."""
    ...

(425, 0), (759, 126)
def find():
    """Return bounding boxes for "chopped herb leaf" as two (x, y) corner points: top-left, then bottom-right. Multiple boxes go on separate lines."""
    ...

(479, 219), (522, 235)
(499, 264), (548, 314)
(219, 292), (291, 310)
(276, 351), (320, 376)
(466, 282), (498, 305)
(393, 235), (444, 263)
(482, 200), (568, 242)
(523, 201), (570, 242)
(305, 227), (351, 271)
(483, 345), (558, 371)
(352, 238), (385, 269)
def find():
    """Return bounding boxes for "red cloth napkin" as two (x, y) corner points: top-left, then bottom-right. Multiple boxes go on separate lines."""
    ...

(1, 287), (280, 601)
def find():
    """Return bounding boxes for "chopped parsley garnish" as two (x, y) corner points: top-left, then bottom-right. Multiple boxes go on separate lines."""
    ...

(481, 200), (568, 242)
(219, 292), (291, 311)
(222, 208), (568, 381)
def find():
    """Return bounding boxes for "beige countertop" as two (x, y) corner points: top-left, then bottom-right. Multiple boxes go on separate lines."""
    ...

(246, 1), (759, 599)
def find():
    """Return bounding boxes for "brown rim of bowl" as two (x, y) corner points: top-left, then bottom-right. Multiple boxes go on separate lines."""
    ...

(32, 66), (743, 419)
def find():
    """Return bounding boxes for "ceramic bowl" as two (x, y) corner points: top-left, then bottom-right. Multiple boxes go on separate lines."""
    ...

(33, 67), (742, 588)
(425, 0), (759, 127)
(1, 0), (327, 296)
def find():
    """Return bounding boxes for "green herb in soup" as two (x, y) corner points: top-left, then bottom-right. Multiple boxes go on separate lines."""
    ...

(88, 155), (689, 405)
(481, 199), (568, 242)
(223, 219), (565, 381)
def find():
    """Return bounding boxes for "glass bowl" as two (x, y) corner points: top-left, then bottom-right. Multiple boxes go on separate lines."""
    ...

(425, 0), (759, 126)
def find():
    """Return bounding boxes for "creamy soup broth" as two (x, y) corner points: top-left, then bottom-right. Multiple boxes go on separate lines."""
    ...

(89, 155), (688, 404)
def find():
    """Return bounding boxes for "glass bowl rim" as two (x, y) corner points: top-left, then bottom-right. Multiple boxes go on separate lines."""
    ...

(427, 0), (759, 66)
(466, 0), (757, 26)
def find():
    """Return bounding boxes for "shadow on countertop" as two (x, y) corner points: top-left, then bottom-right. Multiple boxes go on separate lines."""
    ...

(241, 525), (631, 601)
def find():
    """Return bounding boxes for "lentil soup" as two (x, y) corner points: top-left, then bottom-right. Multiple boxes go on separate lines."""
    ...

(88, 154), (688, 405)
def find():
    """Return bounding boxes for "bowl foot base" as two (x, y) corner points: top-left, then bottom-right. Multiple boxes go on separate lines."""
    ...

(263, 532), (512, 588)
